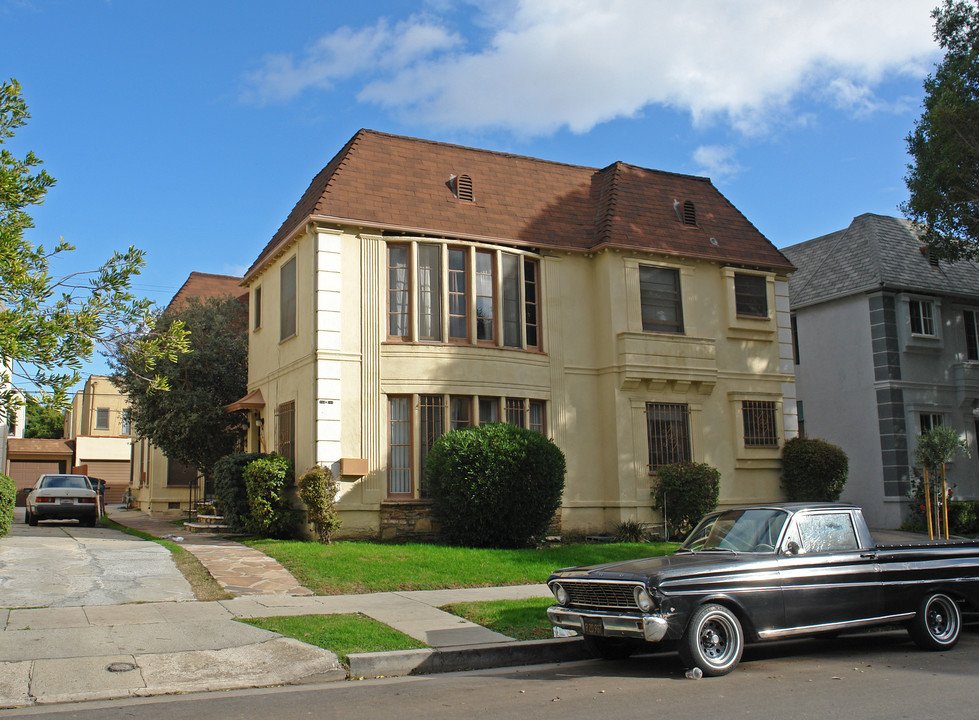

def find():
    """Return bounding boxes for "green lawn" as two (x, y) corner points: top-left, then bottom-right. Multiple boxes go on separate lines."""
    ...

(242, 539), (675, 595)
(239, 614), (426, 665)
(441, 597), (557, 641)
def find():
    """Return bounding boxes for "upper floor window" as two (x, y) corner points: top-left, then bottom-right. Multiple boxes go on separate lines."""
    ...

(95, 407), (110, 431)
(280, 257), (297, 341)
(121, 414), (131, 436)
(640, 266), (683, 334)
(253, 286), (262, 331)
(791, 314), (800, 364)
(909, 299), (936, 336)
(734, 273), (768, 318)
(742, 400), (778, 447)
(386, 242), (542, 350)
(965, 310), (979, 361)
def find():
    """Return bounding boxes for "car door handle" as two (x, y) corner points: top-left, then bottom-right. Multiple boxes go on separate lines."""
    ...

(860, 552), (877, 559)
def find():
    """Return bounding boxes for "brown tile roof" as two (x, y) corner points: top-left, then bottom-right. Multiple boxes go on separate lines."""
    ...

(246, 129), (792, 279)
(166, 272), (248, 313)
(7, 438), (75, 456)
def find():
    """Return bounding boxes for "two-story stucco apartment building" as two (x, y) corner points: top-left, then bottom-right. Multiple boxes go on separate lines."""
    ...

(235, 130), (797, 538)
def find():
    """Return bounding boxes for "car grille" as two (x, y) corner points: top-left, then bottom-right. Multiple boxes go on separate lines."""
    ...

(560, 581), (639, 610)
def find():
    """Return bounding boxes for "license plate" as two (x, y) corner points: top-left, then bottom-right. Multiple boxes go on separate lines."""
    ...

(582, 616), (604, 636)
(60, 498), (74, 504)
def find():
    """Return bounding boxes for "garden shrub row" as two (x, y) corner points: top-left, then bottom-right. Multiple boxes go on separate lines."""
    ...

(0, 473), (15, 538)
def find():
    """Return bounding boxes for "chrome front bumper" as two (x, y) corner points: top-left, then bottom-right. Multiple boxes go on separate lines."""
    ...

(547, 606), (669, 643)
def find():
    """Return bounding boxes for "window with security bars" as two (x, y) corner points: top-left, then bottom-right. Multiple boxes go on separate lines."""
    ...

(276, 401), (296, 468)
(419, 395), (446, 497)
(646, 402), (691, 471)
(742, 400), (778, 447)
(505, 398), (525, 427)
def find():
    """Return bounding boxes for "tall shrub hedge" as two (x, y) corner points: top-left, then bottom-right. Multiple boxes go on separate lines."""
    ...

(781, 437), (848, 502)
(654, 462), (720, 539)
(0, 474), (15, 538)
(426, 423), (566, 548)
(213, 452), (268, 531)
(298, 465), (341, 543)
(243, 455), (296, 538)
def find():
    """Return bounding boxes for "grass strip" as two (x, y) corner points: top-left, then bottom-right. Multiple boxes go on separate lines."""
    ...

(99, 517), (233, 601)
(243, 539), (676, 595)
(239, 613), (427, 666)
(441, 597), (556, 641)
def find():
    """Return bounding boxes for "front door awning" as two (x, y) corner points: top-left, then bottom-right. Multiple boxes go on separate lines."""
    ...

(225, 388), (265, 412)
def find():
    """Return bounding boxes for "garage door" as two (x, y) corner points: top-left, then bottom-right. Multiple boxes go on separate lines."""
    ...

(79, 461), (132, 505)
(8, 460), (66, 506)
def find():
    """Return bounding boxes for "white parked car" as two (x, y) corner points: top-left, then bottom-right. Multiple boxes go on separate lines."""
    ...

(23, 474), (99, 527)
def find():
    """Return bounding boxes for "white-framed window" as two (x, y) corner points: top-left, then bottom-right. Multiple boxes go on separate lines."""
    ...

(920, 413), (943, 434)
(909, 299), (936, 336)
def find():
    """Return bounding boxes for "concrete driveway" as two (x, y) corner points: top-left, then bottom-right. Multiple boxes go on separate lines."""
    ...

(0, 508), (194, 608)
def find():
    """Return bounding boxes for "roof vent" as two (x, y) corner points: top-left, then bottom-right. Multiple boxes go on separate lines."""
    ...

(682, 201), (697, 226)
(451, 174), (475, 202)
(920, 245), (940, 268)
(709, 237), (719, 246)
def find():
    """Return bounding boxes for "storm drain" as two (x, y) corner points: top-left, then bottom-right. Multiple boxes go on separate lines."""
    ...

(106, 662), (138, 673)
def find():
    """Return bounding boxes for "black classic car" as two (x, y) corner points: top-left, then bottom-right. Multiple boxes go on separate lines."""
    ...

(548, 503), (979, 676)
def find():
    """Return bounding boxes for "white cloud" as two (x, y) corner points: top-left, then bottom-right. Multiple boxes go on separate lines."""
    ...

(693, 145), (742, 182)
(243, 0), (939, 136)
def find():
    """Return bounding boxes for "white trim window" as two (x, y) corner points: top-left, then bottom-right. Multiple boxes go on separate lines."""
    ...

(909, 299), (936, 336)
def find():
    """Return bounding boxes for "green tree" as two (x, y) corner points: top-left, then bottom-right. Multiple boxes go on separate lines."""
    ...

(24, 398), (64, 438)
(914, 425), (970, 476)
(0, 78), (189, 418)
(902, 1), (979, 262)
(111, 295), (248, 486)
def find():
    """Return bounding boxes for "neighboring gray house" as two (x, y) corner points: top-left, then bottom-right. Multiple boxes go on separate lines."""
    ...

(782, 214), (979, 528)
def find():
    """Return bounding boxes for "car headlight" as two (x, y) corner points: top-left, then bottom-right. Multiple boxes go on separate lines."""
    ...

(551, 583), (570, 605)
(634, 586), (655, 613)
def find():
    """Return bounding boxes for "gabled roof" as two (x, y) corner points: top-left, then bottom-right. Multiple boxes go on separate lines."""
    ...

(782, 213), (979, 308)
(246, 129), (792, 280)
(165, 272), (248, 313)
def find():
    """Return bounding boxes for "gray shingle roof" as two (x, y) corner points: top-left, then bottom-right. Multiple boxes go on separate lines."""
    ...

(782, 214), (979, 308)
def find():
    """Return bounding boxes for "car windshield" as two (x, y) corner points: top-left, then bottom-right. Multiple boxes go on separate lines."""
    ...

(679, 508), (789, 553)
(40, 476), (92, 490)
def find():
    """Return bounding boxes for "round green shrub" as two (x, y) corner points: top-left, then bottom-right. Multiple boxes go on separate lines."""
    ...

(425, 423), (566, 548)
(654, 462), (720, 538)
(298, 465), (342, 543)
(214, 452), (269, 532)
(0, 473), (15, 538)
(781, 437), (849, 502)
(243, 454), (296, 538)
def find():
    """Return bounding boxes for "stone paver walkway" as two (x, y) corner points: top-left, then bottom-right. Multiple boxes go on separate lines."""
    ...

(105, 507), (311, 596)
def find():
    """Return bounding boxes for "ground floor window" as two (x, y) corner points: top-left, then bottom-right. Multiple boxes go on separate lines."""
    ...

(646, 402), (691, 471)
(387, 393), (547, 498)
(742, 400), (778, 447)
(276, 400), (296, 468)
(919, 412), (943, 433)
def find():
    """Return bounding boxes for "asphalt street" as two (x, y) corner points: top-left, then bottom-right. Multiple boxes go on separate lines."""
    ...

(0, 510), (194, 608)
(1, 627), (976, 720)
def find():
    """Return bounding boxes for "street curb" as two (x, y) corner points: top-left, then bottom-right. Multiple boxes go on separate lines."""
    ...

(347, 637), (591, 678)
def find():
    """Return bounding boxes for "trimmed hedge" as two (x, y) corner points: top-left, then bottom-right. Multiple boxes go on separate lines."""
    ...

(243, 455), (296, 538)
(654, 462), (720, 539)
(425, 423), (566, 548)
(781, 437), (848, 502)
(298, 465), (341, 543)
(213, 452), (268, 531)
(0, 473), (15, 538)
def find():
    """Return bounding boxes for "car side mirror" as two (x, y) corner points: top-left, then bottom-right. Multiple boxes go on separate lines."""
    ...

(784, 540), (801, 556)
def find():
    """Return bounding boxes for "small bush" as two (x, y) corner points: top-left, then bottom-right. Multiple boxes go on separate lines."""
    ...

(615, 519), (648, 542)
(0, 474), (15, 538)
(298, 465), (342, 544)
(243, 455), (296, 538)
(426, 423), (566, 548)
(781, 437), (848, 502)
(654, 462), (720, 539)
(214, 452), (268, 532)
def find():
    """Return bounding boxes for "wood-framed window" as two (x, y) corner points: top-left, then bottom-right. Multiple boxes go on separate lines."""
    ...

(280, 256), (297, 342)
(276, 400), (296, 468)
(448, 248), (469, 340)
(742, 400), (778, 447)
(388, 396), (412, 496)
(417, 244), (442, 341)
(479, 397), (499, 424)
(734, 273), (768, 318)
(419, 394), (446, 497)
(646, 402), (692, 471)
(450, 396), (472, 429)
(505, 398), (525, 427)
(909, 298), (936, 336)
(253, 286), (262, 331)
(475, 250), (495, 342)
(388, 245), (410, 340)
(965, 310), (979, 360)
(529, 400), (545, 434)
(640, 265), (683, 334)
(524, 258), (540, 349)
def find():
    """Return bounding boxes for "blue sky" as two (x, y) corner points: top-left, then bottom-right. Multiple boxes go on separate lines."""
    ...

(3, 0), (940, 387)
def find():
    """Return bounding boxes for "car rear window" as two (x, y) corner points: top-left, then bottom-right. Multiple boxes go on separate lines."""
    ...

(40, 476), (92, 490)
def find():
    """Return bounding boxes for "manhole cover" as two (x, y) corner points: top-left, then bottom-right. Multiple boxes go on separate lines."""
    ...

(106, 662), (138, 673)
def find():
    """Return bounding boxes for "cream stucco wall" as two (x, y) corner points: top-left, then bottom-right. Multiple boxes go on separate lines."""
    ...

(244, 225), (795, 538)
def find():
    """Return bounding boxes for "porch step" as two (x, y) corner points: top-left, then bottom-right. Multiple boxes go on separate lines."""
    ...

(184, 521), (234, 534)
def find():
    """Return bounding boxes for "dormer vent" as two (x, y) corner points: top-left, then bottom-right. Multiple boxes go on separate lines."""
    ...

(920, 245), (940, 268)
(682, 200), (697, 226)
(451, 174), (475, 202)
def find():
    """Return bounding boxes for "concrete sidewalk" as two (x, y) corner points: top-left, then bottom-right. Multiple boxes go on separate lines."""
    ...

(0, 585), (569, 709)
